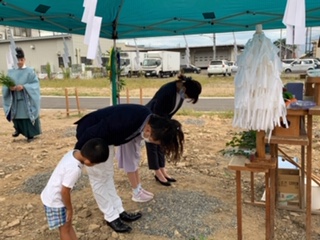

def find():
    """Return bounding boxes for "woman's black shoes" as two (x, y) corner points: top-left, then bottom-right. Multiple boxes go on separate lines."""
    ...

(165, 177), (177, 182)
(12, 131), (20, 137)
(155, 175), (171, 186)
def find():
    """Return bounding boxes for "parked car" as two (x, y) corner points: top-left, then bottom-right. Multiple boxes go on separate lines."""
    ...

(180, 64), (201, 74)
(315, 59), (320, 69)
(283, 59), (318, 73)
(227, 61), (238, 73)
(207, 60), (231, 77)
(281, 59), (295, 64)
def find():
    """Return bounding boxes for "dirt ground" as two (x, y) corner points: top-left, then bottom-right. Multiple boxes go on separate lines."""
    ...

(1, 109), (320, 240)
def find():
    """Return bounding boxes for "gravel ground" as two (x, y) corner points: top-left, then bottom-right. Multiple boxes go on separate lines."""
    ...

(133, 190), (236, 239)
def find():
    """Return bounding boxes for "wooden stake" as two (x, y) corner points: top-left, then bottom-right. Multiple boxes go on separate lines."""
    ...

(75, 88), (80, 115)
(126, 88), (130, 103)
(65, 88), (69, 117)
(140, 87), (143, 105)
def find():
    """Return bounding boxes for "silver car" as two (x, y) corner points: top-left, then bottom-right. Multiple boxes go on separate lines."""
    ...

(283, 59), (317, 73)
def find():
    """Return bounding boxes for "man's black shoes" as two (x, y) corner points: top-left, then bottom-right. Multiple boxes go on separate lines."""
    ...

(106, 218), (132, 233)
(106, 212), (142, 233)
(120, 211), (142, 222)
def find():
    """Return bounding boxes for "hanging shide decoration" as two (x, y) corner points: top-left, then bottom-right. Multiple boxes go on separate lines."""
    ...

(232, 25), (288, 141)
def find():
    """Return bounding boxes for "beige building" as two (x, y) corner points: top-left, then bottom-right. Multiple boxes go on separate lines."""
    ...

(2, 26), (317, 76)
(312, 39), (320, 59)
(0, 26), (131, 77)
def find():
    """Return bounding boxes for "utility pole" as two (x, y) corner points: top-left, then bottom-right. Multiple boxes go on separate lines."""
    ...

(280, 29), (282, 60)
(212, 33), (216, 60)
(201, 34), (216, 61)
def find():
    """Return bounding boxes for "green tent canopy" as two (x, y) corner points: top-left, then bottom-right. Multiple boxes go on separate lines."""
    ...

(0, 0), (319, 39)
(1, 0), (319, 105)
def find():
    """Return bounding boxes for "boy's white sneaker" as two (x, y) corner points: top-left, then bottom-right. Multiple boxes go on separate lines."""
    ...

(132, 190), (153, 203)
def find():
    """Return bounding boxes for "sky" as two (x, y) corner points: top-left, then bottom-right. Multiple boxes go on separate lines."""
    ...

(118, 27), (320, 51)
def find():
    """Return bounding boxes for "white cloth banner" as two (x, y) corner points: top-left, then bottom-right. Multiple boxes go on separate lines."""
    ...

(133, 39), (141, 70)
(95, 42), (103, 67)
(283, 0), (306, 45)
(183, 35), (190, 67)
(8, 29), (18, 69)
(6, 50), (13, 70)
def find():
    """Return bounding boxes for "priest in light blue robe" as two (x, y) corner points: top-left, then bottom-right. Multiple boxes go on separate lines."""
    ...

(2, 47), (41, 142)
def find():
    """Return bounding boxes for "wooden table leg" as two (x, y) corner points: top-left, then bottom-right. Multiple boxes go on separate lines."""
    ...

(306, 115), (313, 239)
(301, 145), (305, 209)
(265, 172), (270, 240)
(269, 168), (276, 239)
(236, 171), (242, 240)
(250, 172), (255, 203)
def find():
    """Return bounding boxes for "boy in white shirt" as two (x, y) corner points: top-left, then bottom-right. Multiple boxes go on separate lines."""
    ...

(41, 138), (112, 240)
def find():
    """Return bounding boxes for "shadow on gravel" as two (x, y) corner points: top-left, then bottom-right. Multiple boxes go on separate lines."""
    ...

(20, 172), (89, 194)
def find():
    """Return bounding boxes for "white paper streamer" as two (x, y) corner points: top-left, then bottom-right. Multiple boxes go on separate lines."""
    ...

(232, 27), (288, 141)
(95, 42), (103, 67)
(6, 50), (13, 70)
(62, 37), (70, 68)
(87, 16), (102, 60)
(133, 39), (141, 70)
(83, 0), (98, 45)
(232, 32), (238, 63)
(82, 0), (101, 60)
(183, 35), (190, 67)
(8, 29), (18, 69)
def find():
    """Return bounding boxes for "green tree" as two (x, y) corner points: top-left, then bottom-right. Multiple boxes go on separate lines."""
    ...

(45, 62), (51, 79)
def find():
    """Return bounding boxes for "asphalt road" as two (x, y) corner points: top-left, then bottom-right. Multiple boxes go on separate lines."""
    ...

(0, 96), (235, 112)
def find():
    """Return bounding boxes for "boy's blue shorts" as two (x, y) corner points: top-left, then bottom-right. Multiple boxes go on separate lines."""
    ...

(43, 205), (66, 230)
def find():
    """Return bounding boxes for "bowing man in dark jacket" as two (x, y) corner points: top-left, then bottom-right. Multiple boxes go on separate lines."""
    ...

(145, 75), (202, 186)
(74, 104), (184, 233)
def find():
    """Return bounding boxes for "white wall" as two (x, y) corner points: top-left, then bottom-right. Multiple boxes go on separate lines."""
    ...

(0, 32), (121, 74)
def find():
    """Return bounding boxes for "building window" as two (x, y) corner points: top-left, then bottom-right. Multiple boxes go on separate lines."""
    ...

(13, 28), (32, 37)
(13, 27), (21, 36)
(58, 57), (72, 68)
(102, 57), (109, 67)
(80, 57), (93, 65)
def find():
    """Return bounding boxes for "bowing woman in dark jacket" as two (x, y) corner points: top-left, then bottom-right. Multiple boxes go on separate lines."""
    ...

(74, 104), (184, 233)
(145, 75), (202, 186)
